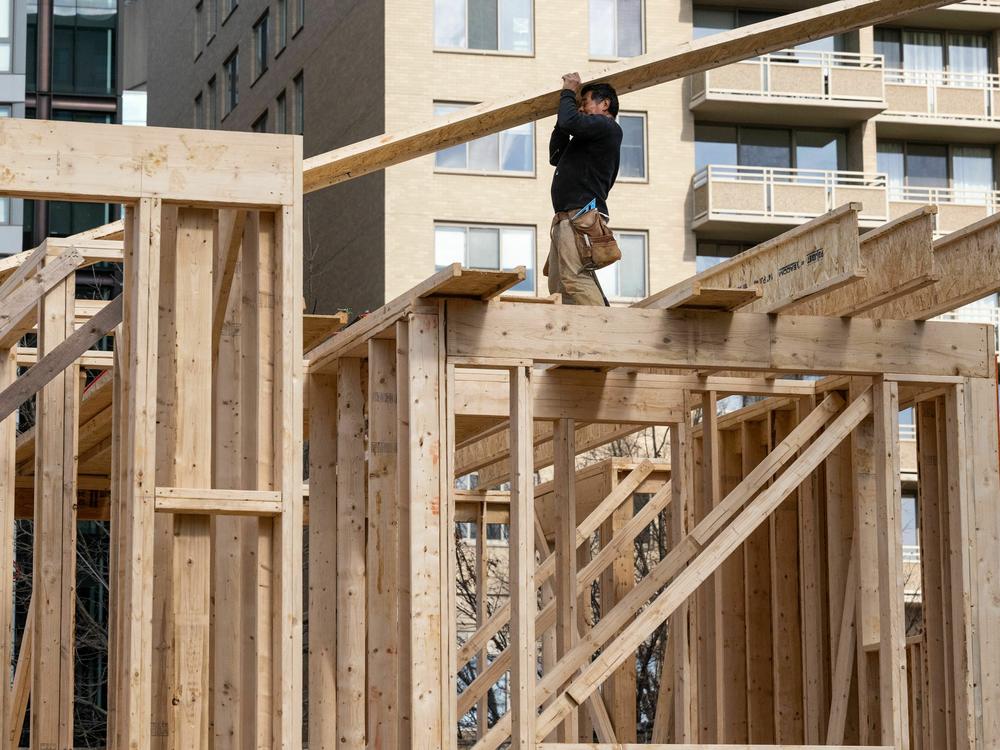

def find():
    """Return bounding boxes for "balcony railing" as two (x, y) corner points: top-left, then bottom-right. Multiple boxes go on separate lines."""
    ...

(883, 68), (1000, 122)
(953, 0), (1000, 9)
(903, 544), (921, 563)
(691, 49), (885, 106)
(888, 185), (1000, 234)
(692, 165), (889, 225)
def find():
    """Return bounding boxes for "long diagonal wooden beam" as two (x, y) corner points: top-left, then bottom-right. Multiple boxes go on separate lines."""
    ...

(533, 391), (874, 743)
(471, 391), (864, 750)
(0, 295), (123, 422)
(211, 208), (247, 360)
(0, 249), (85, 348)
(303, 0), (954, 193)
(458, 476), (673, 717)
(0, 242), (49, 302)
(457, 462), (654, 667)
(459, 391), (842, 718)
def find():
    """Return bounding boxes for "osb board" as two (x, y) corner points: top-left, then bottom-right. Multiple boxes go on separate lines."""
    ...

(866, 211), (1000, 321)
(639, 205), (864, 314)
(795, 206), (938, 317)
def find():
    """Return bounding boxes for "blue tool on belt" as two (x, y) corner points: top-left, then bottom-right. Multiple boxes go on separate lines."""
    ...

(572, 198), (597, 220)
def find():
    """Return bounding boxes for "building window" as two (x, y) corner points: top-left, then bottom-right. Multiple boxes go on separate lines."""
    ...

(224, 49), (239, 115)
(590, 0), (642, 59)
(435, 223), (535, 293)
(276, 90), (287, 134)
(877, 141), (994, 203)
(208, 0), (218, 39)
(194, 93), (204, 128)
(618, 112), (646, 180)
(0, 0), (12, 73)
(207, 75), (218, 128)
(294, 0), (304, 32)
(49, 110), (118, 237)
(223, 0), (237, 21)
(695, 123), (847, 174)
(596, 231), (646, 299)
(194, 1), (204, 58)
(253, 12), (269, 80)
(875, 28), (990, 83)
(293, 72), (304, 134)
(276, 0), (288, 51)
(0, 105), (8, 224)
(696, 240), (753, 272)
(434, 102), (533, 174)
(52, 0), (118, 96)
(252, 111), (268, 133)
(434, 0), (533, 53)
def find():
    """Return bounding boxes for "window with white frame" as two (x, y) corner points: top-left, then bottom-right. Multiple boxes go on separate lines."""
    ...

(434, 0), (533, 53)
(590, 0), (643, 58)
(434, 102), (534, 174)
(596, 231), (647, 299)
(0, 0), (11, 73)
(618, 112), (646, 180)
(435, 223), (535, 293)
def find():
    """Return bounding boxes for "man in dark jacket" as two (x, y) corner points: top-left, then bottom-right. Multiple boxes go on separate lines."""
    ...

(546, 73), (623, 305)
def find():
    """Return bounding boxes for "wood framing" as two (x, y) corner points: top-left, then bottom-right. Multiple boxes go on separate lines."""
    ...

(3, 0), (1000, 745)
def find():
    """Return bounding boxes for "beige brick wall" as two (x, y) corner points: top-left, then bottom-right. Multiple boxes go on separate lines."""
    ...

(382, 0), (698, 303)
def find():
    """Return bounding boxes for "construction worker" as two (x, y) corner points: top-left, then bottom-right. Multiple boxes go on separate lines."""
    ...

(545, 73), (623, 306)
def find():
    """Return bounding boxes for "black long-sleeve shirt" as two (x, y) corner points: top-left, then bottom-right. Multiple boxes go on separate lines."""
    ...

(549, 89), (623, 217)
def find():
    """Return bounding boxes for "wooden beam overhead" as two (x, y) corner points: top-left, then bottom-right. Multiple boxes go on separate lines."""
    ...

(445, 300), (992, 377)
(301, 0), (955, 193)
(0, 295), (122, 423)
(306, 264), (524, 371)
(866, 210), (1000, 321)
(639, 204), (864, 314)
(797, 205), (938, 317)
(452, 369), (686, 424)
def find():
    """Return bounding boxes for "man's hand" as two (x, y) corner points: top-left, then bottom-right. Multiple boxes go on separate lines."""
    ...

(562, 72), (582, 93)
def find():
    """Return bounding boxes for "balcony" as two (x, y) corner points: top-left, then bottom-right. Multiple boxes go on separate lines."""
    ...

(888, 185), (1000, 235)
(892, 0), (1000, 30)
(879, 69), (1000, 141)
(690, 50), (886, 126)
(692, 165), (888, 239)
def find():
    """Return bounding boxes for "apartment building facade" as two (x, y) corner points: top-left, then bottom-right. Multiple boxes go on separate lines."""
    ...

(0, 0), (27, 254)
(0, 0), (123, 252)
(141, 0), (1000, 320)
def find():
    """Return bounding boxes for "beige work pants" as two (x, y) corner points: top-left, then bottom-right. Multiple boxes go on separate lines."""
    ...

(546, 216), (606, 306)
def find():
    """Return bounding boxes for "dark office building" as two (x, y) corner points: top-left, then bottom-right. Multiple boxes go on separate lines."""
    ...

(23, 0), (120, 248)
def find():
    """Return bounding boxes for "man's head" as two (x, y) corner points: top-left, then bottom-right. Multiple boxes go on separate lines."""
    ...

(579, 83), (619, 118)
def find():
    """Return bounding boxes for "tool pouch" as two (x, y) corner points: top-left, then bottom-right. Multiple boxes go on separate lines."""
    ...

(570, 209), (622, 270)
